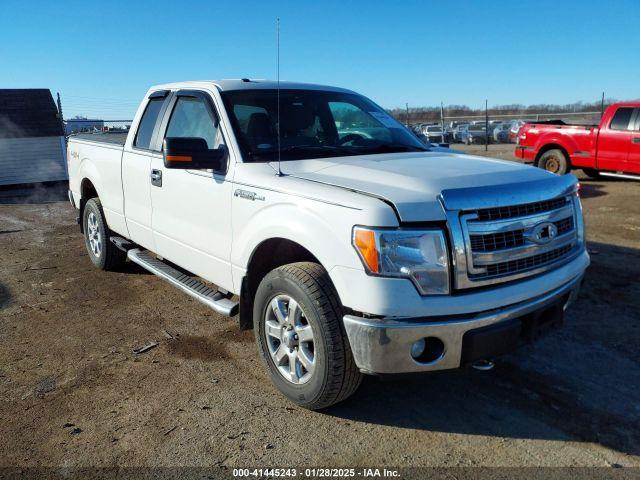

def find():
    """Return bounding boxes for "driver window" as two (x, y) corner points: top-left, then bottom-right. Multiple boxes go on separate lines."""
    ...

(165, 96), (223, 148)
(328, 102), (392, 143)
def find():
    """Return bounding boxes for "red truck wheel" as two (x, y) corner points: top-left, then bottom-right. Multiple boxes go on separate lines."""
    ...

(538, 149), (569, 175)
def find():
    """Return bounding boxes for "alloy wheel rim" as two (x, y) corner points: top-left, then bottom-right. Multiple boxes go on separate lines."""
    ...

(87, 212), (102, 258)
(264, 294), (315, 385)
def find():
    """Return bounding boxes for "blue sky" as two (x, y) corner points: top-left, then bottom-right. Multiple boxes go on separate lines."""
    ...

(1, 0), (638, 119)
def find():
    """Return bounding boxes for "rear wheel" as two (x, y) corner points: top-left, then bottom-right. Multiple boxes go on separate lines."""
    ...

(253, 262), (362, 410)
(583, 168), (601, 179)
(83, 198), (126, 270)
(537, 149), (569, 175)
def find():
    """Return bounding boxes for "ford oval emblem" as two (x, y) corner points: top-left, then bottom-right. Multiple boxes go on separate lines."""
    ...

(525, 221), (558, 245)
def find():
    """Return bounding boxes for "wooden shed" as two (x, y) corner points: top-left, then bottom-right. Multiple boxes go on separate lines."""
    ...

(0, 89), (67, 186)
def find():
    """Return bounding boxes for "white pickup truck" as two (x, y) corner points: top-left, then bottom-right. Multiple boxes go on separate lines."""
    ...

(67, 80), (589, 409)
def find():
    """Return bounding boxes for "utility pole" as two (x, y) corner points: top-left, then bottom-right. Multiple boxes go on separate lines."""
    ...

(600, 91), (605, 119)
(440, 102), (445, 142)
(485, 99), (488, 152)
(405, 103), (409, 127)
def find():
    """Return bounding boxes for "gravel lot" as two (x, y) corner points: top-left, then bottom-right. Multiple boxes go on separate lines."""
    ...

(1, 145), (639, 473)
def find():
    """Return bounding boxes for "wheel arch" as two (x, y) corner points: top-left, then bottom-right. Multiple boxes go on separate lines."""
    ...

(239, 237), (330, 330)
(78, 177), (100, 233)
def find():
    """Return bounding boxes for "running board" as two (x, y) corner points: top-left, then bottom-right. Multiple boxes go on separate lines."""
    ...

(110, 236), (136, 252)
(127, 248), (238, 317)
(600, 172), (640, 181)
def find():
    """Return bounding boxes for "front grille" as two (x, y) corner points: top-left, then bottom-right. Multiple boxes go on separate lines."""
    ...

(450, 193), (581, 289)
(470, 230), (524, 252)
(475, 197), (568, 221)
(469, 216), (574, 252)
(471, 244), (573, 280)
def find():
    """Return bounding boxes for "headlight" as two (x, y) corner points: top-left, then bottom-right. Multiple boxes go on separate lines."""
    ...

(352, 227), (450, 295)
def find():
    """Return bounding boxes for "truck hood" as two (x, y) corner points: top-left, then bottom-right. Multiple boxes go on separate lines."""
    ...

(273, 151), (565, 222)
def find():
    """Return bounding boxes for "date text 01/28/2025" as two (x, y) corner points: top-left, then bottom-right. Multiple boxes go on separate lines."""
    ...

(232, 467), (400, 477)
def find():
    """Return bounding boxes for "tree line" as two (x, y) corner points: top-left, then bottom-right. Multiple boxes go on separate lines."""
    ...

(388, 98), (626, 123)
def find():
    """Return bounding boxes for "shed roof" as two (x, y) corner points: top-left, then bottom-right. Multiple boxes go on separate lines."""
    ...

(0, 89), (64, 139)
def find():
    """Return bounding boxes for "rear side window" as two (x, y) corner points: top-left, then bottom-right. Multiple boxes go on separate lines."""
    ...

(609, 107), (634, 131)
(134, 98), (165, 149)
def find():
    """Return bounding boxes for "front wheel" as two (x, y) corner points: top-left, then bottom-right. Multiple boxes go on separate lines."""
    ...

(537, 149), (569, 175)
(253, 262), (362, 410)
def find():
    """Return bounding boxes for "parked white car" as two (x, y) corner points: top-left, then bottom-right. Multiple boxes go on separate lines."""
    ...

(67, 80), (589, 409)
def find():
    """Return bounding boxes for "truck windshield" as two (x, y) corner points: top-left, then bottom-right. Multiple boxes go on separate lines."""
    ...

(221, 89), (428, 162)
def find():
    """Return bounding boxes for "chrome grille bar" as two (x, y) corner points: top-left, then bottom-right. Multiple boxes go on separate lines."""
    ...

(470, 216), (573, 252)
(472, 233), (576, 265)
(465, 204), (574, 235)
(473, 244), (574, 279)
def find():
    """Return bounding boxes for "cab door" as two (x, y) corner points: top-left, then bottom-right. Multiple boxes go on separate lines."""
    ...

(149, 89), (234, 291)
(626, 109), (640, 174)
(596, 106), (633, 172)
(121, 91), (170, 250)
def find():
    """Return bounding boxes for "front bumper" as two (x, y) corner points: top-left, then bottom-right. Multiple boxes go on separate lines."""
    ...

(343, 273), (583, 374)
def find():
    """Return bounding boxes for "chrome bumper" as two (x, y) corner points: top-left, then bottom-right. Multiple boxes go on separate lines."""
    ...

(343, 273), (583, 374)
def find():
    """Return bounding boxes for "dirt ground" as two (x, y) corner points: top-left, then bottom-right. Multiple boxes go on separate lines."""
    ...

(1, 145), (639, 474)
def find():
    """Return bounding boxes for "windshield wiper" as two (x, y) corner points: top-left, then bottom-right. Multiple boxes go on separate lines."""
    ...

(249, 144), (354, 159)
(353, 144), (429, 154)
(247, 143), (429, 162)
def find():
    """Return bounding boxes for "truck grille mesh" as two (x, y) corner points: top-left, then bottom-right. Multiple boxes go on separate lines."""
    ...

(471, 244), (573, 279)
(474, 197), (568, 221)
(470, 216), (574, 252)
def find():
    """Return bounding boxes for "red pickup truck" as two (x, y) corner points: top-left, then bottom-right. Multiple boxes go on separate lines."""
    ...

(515, 102), (640, 179)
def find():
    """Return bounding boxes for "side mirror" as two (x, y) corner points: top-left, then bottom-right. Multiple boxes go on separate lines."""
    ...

(163, 137), (227, 171)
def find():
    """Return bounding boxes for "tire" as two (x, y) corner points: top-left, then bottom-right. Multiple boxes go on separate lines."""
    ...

(537, 149), (569, 175)
(253, 262), (362, 410)
(583, 168), (601, 179)
(82, 198), (126, 271)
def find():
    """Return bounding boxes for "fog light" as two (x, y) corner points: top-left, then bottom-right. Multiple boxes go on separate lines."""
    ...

(410, 338), (426, 359)
(411, 337), (446, 364)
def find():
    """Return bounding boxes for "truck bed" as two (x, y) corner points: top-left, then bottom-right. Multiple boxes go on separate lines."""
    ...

(71, 132), (128, 146)
(526, 119), (598, 129)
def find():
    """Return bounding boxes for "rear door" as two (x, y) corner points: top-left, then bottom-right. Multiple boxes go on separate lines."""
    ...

(149, 89), (235, 291)
(627, 109), (640, 174)
(122, 91), (170, 250)
(596, 106), (634, 172)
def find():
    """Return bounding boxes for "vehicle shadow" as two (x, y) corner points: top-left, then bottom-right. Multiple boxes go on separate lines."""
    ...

(113, 261), (152, 275)
(577, 181), (607, 199)
(0, 182), (69, 205)
(0, 282), (11, 311)
(327, 241), (640, 457)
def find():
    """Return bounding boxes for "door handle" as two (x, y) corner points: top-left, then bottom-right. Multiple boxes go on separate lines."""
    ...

(150, 169), (162, 187)
(632, 137), (640, 144)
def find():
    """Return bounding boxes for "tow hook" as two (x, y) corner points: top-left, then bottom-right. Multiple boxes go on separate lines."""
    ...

(472, 359), (495, 371)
